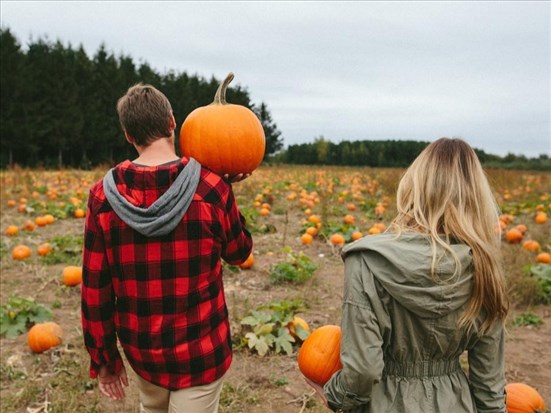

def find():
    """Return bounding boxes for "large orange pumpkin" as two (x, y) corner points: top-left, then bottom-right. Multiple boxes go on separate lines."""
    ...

(505, 382), (546, 413)
(179, 72), (265, 176)
(27, 322), (63, 353)
(298, 324), (342, 385)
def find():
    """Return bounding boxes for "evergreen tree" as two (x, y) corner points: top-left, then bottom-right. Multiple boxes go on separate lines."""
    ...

(0, 28), (25, 166)
(253, 102), (283, 160)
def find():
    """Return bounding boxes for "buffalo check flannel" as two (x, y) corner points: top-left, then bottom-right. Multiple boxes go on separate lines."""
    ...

(81, 158), (253, 390)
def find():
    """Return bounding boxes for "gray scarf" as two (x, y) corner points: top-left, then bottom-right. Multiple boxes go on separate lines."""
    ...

(103, 158), (201, 237)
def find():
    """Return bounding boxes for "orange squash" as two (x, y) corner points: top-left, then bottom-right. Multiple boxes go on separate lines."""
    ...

(505, 382), (546, 413)
(37, 243), (52, 256)
(506, 228), (523, 244)
(522, 240), (541, 252)
(27, 322), (63, 353)
(62, 266), (83, 286)
(301, 233), (314, 245)
(179, 72), (265, 176)
(329, 233), (346, 246)
(5, 225), (18, 236)
(536, 252), (551, 264)
(298, 325), (342, 385)
(239, 253), (255, 270)
(12, 245), (31, 260)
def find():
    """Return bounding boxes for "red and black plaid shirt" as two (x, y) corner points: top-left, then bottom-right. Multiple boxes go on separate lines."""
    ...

(81, 158), (252, 390)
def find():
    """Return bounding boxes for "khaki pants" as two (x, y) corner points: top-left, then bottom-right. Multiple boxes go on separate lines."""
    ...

(136, 374), (225, 413)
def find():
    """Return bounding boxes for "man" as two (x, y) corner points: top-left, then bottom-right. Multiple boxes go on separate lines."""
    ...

(81, 83), (253, 413)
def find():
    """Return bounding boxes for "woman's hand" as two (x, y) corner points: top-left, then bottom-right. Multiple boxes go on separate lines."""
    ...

(98, 365), (129, 400)
(223, 173), (251, 183)
(303, 376), (329, 407)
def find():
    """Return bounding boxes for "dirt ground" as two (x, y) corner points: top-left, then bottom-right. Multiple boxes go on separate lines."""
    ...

(1, 184), (550, 412)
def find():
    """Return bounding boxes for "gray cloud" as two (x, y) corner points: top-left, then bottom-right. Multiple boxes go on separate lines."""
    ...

(2, 1), (550, 157)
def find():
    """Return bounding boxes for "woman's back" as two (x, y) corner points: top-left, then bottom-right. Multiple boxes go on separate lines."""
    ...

(323, 232), (506, 413)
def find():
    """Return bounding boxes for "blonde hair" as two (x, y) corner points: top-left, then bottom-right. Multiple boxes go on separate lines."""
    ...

(392, 137), (508, 333)
(116, 83), (173, 146)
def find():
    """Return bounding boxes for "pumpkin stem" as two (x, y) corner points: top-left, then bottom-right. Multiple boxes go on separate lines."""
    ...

(213, 72), (234, 105)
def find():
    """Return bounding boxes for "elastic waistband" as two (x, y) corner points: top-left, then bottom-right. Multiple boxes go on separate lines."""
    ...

(383, 359), (461, 378)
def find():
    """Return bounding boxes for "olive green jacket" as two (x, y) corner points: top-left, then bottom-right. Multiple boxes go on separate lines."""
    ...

(323, 233), (506, 413)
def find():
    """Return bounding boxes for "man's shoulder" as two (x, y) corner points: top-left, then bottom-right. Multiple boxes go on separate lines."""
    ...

(195, 167), (232, 205)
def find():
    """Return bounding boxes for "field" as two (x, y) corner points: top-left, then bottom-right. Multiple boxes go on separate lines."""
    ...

(1, 164), (550, 413)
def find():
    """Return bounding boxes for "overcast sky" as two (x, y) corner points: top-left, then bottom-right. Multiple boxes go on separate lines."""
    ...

(2, 1), (550, 157)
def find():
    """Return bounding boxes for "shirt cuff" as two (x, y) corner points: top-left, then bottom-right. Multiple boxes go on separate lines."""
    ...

(89, 347), (123, 378)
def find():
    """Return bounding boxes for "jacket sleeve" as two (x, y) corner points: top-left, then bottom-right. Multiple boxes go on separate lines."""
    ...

(81, 191), (123, 379)
(324, 252), (385, 411)
(467, 322), (507, 413)
(220, 186), (253, 265)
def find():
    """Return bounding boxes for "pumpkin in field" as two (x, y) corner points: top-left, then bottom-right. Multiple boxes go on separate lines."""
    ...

(5, 225), (18, 236)
(27, 322), (63, 353)
(536, 252), (551, 264)
(301, 233), (314, 245)
(522, 240), (541, 252)
(179, 72), (265, 176)
(329, 233), (346, 246)
(12, 245), (31, 260)
(535, 212), (548, 224)
(239, 253), (255, 269)
(37, 243), (52, 256)
(506, 228), (523, 244)
(298, 324), (343, 385)
(505, 382), (546, 413)
(62, 266), (83, 286)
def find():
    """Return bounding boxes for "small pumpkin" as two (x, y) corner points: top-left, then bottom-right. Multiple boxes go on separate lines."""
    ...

(522, 240), (541, 252)
(329, 233), (346, 246)
(298, 324), (343, 385)
(343, 214), (355, 225)
(37, 243), (52, 256)
(351, 231), (364, 241)
(301, 233), (314, 245)
(505, 382), (546, 413)
(27, 321), (63, 353)
(535, 212), (547, 224)
(506, 228), (523, 244)
(536, 252), (551, 264)
(179, 72), (265, 176)
(239, 253), (255, 270)
(62, 265), (83, 286)
(5, 225), (18, 236)
(12, 245), (31, 260)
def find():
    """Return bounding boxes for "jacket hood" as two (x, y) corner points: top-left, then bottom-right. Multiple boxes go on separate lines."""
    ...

(342, 232), (473, 318)
(103, 158), (201, 237)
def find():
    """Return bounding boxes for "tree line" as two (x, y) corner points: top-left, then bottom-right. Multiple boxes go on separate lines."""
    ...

(274, 137), (550, 170)
(0, 27), (283, 168)
(1, 27), (548, 171)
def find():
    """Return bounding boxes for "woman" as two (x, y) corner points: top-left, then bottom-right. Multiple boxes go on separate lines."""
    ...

(307, 138), (509, 412)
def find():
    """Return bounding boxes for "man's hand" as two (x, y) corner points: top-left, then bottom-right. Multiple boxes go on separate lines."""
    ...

(223, 173), (251, 183)
(98, 365), (129, 400)
(303, 376), (329, 407)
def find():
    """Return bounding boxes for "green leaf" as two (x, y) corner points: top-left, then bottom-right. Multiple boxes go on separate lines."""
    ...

(240, 316), (260, 326)
(254, 323), (275, 336)
(295, 324), (311, 341)
(0, 315), (28, 339)
(254, 339), (270, 356)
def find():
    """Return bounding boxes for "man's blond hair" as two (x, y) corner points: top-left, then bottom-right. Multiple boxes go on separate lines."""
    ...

(116, 83), (173, 146)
